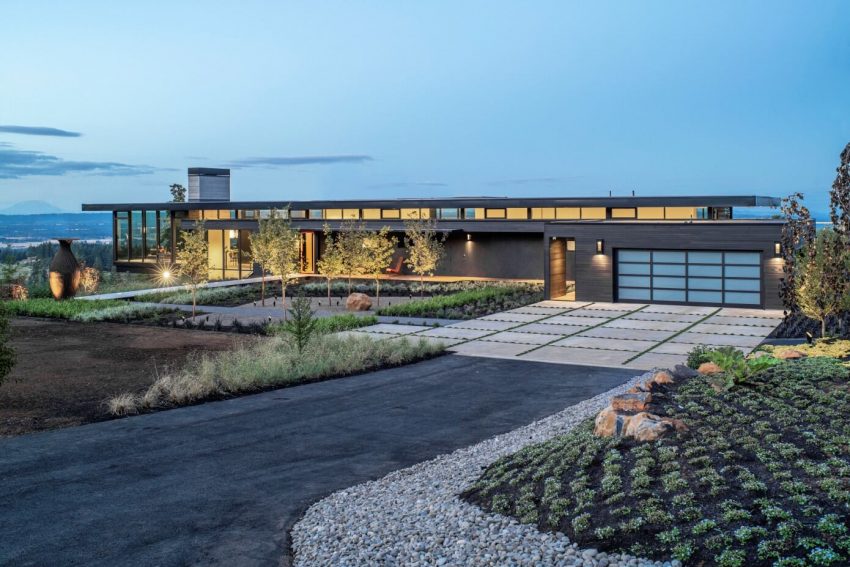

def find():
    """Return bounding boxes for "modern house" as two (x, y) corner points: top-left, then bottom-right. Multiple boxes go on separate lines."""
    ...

(82, 168), (784, 309)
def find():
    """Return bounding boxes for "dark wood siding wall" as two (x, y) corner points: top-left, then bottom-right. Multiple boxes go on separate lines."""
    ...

(439, 232), (543, 279)
(543, 222), (784, 309)
(549, 239), (567, 297)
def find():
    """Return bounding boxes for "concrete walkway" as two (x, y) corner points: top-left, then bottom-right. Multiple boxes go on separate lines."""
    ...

(341, 301), (784, 370)
(0, 355), (631, 567)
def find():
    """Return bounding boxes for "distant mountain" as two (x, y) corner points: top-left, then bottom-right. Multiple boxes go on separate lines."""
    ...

(0, 200), (66, 215)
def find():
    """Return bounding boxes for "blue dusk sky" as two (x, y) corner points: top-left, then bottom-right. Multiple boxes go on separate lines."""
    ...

(1, 1), (848, 216)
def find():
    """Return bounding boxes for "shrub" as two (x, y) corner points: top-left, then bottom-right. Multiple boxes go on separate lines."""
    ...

(686, 344), (712, 369)
(279, 296), (318, 353)
(268, 313), (378, 336)
(0, 303), (15, 387)
(4, 298), (175, 323)
(377, 284), (543, 319)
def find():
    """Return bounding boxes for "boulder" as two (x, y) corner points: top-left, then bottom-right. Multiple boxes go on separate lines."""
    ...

(776, 349), (806, 360)
(671, 364), (699, 381)
(346, 292), (372, 311)
(594, 407), (629, 437)
(623, 412), (674, 442)
(697, 361), (723, 375)
(661, 418), (689, 432)
(611, 392), (652, 412)
(651, 370), (675, 385)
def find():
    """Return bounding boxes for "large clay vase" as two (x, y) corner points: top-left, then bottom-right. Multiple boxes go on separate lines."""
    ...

(49, 238), (81, 300)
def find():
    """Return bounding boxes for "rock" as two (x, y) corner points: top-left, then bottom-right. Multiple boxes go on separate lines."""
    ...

(593, 407), (629, 437)
(697, 361), (723, 375)
(611, 392), (652, 412)
(661, 418), (688, 432)
(346, 292), (373, 311)
(776, 349), (806, 360)
(623, 412), (674, 442)
(651, 370), (674, 385)
(670, 364), (698, 381)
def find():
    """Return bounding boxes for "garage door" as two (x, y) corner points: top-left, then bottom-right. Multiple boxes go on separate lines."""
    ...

(616, 250), (762, 306)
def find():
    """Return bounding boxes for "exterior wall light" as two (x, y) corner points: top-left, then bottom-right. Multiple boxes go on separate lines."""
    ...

(466, 233), (472, 241)
(774, 241), (781, 256)
(596, 239), (604, 254)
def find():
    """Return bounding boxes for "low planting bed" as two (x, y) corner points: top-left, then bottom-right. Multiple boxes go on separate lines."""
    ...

(463, 356), (850, 566)
(5, 298), (179, 323)
(109, 332), (444, 415)
(377, 283), (543, 319)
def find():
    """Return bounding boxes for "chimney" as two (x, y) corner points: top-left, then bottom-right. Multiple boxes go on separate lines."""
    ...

(188, 168), (230, 202)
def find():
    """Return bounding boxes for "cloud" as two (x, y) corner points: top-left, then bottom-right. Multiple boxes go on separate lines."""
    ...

(367, 181), (448, 189)
(0, 125), (82, 137)
(226, 155), (372, 168)
(0, 145), (156, 179)
(487, 177), (572, 186)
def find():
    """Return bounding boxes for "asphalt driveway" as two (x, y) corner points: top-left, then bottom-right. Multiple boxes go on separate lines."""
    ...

(0, 354), (631, 567)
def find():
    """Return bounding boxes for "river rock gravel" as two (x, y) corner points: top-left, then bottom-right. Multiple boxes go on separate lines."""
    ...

(291, 369), (678, 567)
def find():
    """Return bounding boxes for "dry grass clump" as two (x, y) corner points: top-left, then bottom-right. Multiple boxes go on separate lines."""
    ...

(108, 333), (444, 415)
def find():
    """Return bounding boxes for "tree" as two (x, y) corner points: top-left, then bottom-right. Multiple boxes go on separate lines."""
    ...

(403, 218), (445, 296)
(78, 262), (101, 294)
(170, 183), (186, 203)
(795, 228), (850, 338)
(263, 213), (301, 318)
(176, 220), (208, 317)
(779, 192), (816, 315)
(249, 209), (283, 306)
(338, 220), (366, 294)
(280, 295), (318, 354)
(316, 224), (346, 306)
(0, 303), (16, 388)
(360, 226), (396, 306)
(829, 142), (850, 236)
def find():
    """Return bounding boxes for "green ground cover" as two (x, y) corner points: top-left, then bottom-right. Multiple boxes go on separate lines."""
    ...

(109, 333), (443, 415)
(4, 298), (177, 323)
(267, 313), (378, 335)
(463, 357), (850, 566)
(376, 283), (543, 319)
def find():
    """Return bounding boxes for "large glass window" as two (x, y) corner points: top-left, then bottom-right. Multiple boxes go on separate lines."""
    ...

(485, 208), (506, 219)
(531, 207), (555, 219)
(382, 209), (400, 219)
(437, 208), (460, 220)
(506, 208), (528, 219)
(130, 210), (143, 260)
(362, 209), (381, 220)
(116, 212), (129, 261)
(159, 212), (172, 259)
(145, 211), (158, 261)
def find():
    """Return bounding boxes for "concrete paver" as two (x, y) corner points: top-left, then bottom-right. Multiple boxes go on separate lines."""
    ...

(566, 308), (635, 319)
(581, 327), (676, 342)
(417, 327), (493, 340)
(689, 323), (776, 337)
(359, 323), (428, 335)
(670, 332), (764, 348)
(447, 320), (517, 331)
(519, 346), (633, 367)
(479, 313), (546, 323)
(506, 306), (571, 316)
(604, 318), (692, 332)
(448, 341), (531, 357)
(482, 331), (564, 345)
(552, 336), (658, 352)
(626, 352), (688, 370)
(717, 308), (784, 318)
(642, 304), (717, 316)
(583, 302), (646, 311)
(511, 322), (583, 335)
(545, 315), (611, 326)
(622, 312), (705, 324)
(708, 316), (783, 327)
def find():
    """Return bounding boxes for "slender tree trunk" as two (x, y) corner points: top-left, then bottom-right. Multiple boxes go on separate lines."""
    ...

(822, 317), (826, 339)
(348, 274), (352, 295)
(420, 274), (424, 297)
(192, 286), (197, 318)
(376, 278), (380, 307)
(282, 283), (288, 321)
(261, 272), (266, 306)
(327, 277), (331, 306)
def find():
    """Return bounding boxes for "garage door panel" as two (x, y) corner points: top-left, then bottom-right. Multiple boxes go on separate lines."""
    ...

(616, 249), (762, 307)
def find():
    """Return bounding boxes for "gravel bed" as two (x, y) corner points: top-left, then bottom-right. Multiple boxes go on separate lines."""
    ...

(292, 369), (681, 567)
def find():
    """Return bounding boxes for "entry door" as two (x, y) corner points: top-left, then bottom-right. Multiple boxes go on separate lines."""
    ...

(616, 249), (762, 306)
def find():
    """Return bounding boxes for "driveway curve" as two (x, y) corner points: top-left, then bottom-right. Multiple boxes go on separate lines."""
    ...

(0, 354), (631, 567)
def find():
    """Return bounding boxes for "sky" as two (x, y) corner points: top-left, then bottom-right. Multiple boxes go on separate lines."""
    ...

(1, 1), (848, 216)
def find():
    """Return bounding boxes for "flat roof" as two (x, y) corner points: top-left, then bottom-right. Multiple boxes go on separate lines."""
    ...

(81, 195), (780, 212)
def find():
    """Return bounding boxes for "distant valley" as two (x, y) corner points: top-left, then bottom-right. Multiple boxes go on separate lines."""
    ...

(0, 213), (112, 247)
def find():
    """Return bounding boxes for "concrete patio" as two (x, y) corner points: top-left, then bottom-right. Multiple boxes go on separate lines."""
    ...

(341, 301), (784, 370)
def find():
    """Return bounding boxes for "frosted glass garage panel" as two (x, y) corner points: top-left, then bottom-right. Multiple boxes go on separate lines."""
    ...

(653, 251), (685, 263)
(689, 291), (722, 303)
(724, 292), (760, 305)
(653, 264), (686, 276)
(618, 263), (651, 275)
(725, 265), (760, 278)
(619, 250), (651, 262)
(619, 275), (650, 287)
(653, 289), (685, 301)
(725, 278), (760, 291)
(619, 287), (651, 300)
(724, 252), (760, 265)
(688, 251), (722, 264)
